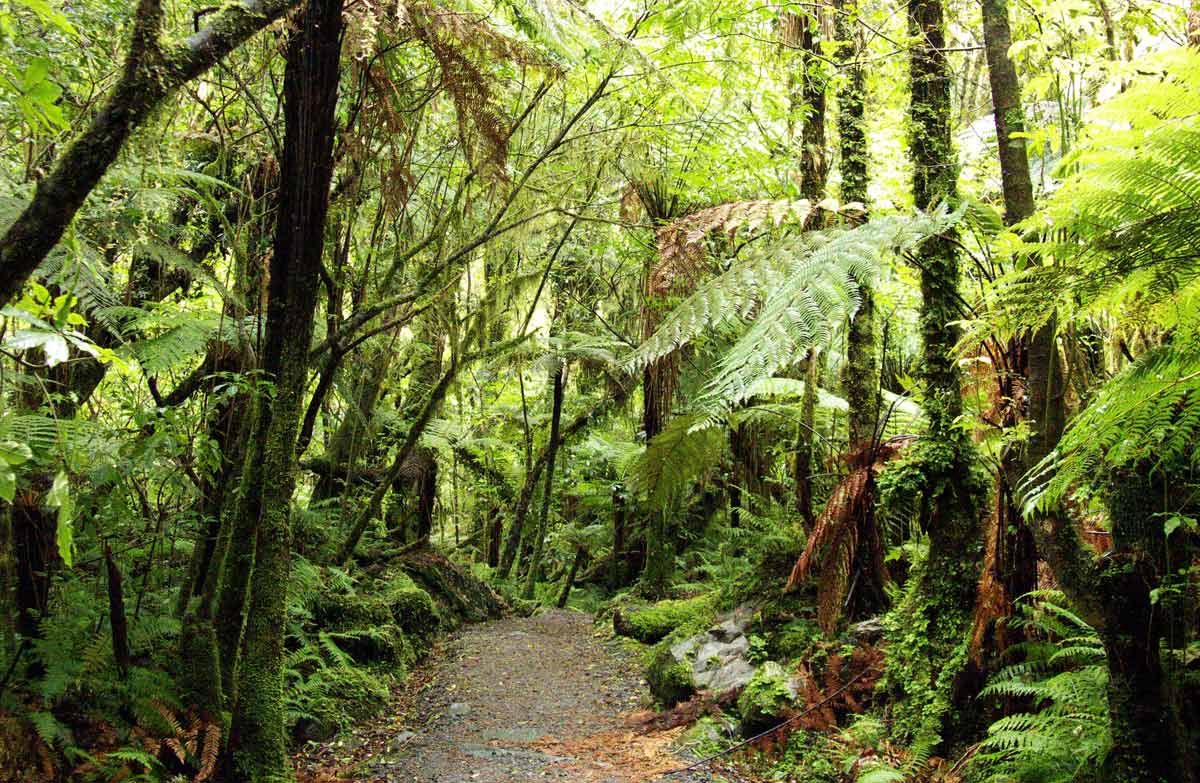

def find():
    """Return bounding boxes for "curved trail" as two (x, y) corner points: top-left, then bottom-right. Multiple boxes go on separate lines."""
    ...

(297, 610), (720, 783)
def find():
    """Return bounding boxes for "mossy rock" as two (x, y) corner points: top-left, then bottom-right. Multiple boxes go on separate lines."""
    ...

(398, 548), (508, 627)
(325, 624), (418, 669)
(613, 594), (717, 644)
(294, 666), (391, 742)
(646, 646), (695, 706)
(310, 589), (392, 632)
(736, 661), (798, 734)
(387, 587), (438, 643)
(675, 713), (737, 758)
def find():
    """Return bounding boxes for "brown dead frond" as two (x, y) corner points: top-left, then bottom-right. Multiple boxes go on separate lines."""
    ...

(785, 436), (917, 632)
(404, 2), (557, 176)
(653, 199), (820, 298)
(151, 703), (222, 782)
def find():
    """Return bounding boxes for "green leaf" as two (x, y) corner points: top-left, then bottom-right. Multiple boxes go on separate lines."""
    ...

(21, 57), (50, 89)
(0, 440), (33, 466)
(0, 466), (15, 503)
(47, 472), (74, 567)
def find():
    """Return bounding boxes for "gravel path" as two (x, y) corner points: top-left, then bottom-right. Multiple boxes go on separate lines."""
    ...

(297, 610), (720, 783)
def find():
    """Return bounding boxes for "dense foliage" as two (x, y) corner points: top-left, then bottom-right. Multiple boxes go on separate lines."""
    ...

(1, 0), (1198, 781)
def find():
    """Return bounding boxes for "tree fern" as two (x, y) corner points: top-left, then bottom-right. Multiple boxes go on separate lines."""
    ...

(625, 412), (726, 509)
(625, 209), (959, 425)
(963, 49), (1200, 510)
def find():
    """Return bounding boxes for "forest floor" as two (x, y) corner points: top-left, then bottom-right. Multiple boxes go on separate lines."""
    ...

(294, 609), (729, 783)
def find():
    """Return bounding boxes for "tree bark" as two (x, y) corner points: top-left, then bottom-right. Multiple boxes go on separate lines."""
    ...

(0, 0), (302, 305)
(899, 0), (986, 747)
(556, 547), (587, 609)
(224, 0), (343, 777)
(103, 544), (131, 677)
(793, 349), (820, 529)
(522, 362), (565, 599)
(797, 10), (829, 200)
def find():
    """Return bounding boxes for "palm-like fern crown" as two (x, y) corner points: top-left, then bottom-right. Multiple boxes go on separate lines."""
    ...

(624, 207), (959, 428)
(965, 48), (1200, 510)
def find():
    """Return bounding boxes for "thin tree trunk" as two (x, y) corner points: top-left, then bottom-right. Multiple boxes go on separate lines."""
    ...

(556, 547), (587, 609)
(103, 544), (131, 677)
(498, 383), (630, 577)
(225, 0), (343, 777)
(794, 350), (820, 529)
(522, 363), (565, 600)
(798, 9), (829, 201)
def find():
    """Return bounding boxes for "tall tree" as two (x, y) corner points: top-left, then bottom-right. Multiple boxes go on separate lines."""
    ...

(223, 0), (343, 777)
(969, 0), (1047, 664)
(890, 0), (986, 747)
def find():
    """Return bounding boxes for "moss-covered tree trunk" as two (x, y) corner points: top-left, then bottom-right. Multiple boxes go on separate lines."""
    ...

(890, 0), (986, 748)
(388, 315), (444, 543)
(836, 0), (886, 620)
(1097, 473), (1196, 783)
(521, 361), (565, 600)
(223, 0), (343, 778)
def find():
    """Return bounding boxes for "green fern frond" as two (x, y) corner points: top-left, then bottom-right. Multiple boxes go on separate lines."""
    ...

(625, 413), (726, 509)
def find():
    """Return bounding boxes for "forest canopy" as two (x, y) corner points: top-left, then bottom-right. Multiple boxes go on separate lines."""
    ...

(1, 0), (1199, 781)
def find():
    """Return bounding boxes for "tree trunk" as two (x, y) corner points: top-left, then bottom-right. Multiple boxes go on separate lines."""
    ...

(556, 547), (587, 609)
(522, 363), (565, 600)
(797, 10), (829, 200)
(10, 476), (55, 641)
(897, 0), (986, 748)
(103, 544), (131, 677)
(389, 317), (444, 542)
(793, 349), (820, 529)
(224, 0), (342, 777)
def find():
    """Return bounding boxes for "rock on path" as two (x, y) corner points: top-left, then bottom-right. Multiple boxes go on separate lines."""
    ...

(297, 609), (721, 783)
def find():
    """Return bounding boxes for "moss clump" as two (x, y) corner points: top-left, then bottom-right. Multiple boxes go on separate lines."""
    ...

(311, 588), (392, 631)
(387, 587), (438, 644)
(613, 593), (717, 643)
(646, 647), (695, 706)
(296, 666), (390, 742)
(676, 713), (737, 758)
(736, 661), (797, 733)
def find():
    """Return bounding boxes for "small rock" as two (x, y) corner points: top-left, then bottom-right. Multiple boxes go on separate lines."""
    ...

(849, 617), (885, 644)
(449, 702), (472, 717)
(387, 731), (416, 751)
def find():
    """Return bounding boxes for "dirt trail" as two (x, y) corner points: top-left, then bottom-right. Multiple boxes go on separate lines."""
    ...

(297, 610), (720, 783)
